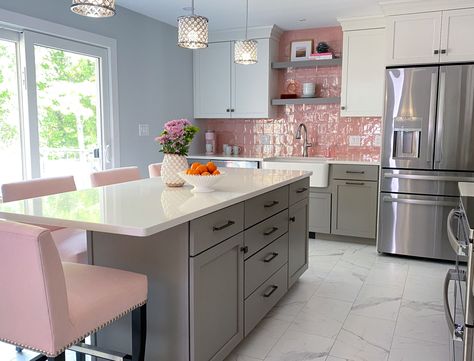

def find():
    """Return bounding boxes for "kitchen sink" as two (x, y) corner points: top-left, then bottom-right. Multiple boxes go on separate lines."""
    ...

(262, 157), (331, 187)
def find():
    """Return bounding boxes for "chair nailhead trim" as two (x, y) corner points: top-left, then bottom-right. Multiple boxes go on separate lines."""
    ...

(0, 300), (147, 357)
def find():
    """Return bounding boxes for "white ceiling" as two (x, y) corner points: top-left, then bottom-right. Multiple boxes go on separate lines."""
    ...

(116, 0), (385, 31)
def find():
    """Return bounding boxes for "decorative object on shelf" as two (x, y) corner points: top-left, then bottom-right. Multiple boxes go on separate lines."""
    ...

(155, 119), (199, 187)
(177, 0), (209, 49)
(205, 130), (216, 155)
(302, 82), (316, 98)
(309, 52), (333, 60)
(70, 0), (115, 17)
(290, 40), (313, 61)
(316, 42), (330, 53)
(280, 94), (298, 99)
(234, 0), (258, 64)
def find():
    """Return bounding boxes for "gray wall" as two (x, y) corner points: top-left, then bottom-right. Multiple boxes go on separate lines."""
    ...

(0, 0), (196, 175)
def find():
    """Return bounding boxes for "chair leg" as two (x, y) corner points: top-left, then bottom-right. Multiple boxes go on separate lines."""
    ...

(131, 304), (147, 361)
(15, 346), (23, 352)
(75, 339), (86, 361)
(48, 352), (65, 361)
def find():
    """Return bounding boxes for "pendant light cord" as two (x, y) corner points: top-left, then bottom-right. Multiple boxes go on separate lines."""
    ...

(245, 0), (249, 40)
(192, 0), (195, 15)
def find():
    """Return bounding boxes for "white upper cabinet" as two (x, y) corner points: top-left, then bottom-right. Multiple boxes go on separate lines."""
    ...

(193, 42), (232, 119)
(387, 12), (442, 65)
(340, 28), (386, 117)
(387, 8), (474, 65)
(440, 8), (474, 62)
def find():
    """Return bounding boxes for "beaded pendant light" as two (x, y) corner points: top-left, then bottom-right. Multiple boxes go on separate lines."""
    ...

(234, 0), (257, 64)
(177, 0), (209, 49)
(71, 0), (116, 18)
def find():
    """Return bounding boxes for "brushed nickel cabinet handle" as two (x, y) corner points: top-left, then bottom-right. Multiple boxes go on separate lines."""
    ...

(346, 182), (364, 186)
(263, 227), (278, 236)
(263, 252), (279, 263)
(296, 187), (308, 194)
(346, 170), (365, 174)
(213, 220), (235, 231)
(264, 200), (279, 208)
(263, 285), (278, 298)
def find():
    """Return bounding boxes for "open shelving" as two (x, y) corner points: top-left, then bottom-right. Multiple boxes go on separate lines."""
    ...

(271, 58), (342, 69)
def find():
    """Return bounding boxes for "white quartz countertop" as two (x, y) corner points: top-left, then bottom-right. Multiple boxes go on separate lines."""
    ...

(0, 169), (310, 237)
(188, 154), (380, 166)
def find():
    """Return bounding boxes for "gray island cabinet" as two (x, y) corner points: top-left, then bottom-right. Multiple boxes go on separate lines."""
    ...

(88, 176), (310, 361)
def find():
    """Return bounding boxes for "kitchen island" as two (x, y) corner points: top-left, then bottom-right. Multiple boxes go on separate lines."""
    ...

(0, 168), (311, 361)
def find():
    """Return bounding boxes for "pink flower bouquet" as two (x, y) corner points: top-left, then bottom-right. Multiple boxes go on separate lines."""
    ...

(155, 119), (199, 156)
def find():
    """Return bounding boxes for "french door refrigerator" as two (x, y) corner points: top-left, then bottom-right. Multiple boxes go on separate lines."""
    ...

(378, 64), (474, 260)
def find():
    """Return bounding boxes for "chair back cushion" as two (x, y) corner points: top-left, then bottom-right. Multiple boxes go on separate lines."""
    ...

(1, 176), (76, 203)
(90, 167), (141, 187)
(0, 220), (73, 355)
(148, 163), (162, 178)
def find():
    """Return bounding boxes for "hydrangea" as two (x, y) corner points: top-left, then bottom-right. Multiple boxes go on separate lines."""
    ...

(155, 119), (199, 156)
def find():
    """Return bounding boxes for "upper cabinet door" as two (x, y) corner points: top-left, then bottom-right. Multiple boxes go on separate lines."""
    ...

(387, 12), (442, 66)
(232, 39), (275, 119)
(440, 8), (474, 63)
(341, 28), (385, 117)
(194, 42), (232, 119)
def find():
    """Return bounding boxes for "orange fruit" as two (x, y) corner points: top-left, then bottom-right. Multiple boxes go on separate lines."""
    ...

(186, 169), (191, 174)
(196, 165), (208, 174)
(189, 169), (200, 175)
(201, 171), (211, 176)
(191, 162), (201, 170)
(212, 170), (220, 175)
(207, 162), (217, 173)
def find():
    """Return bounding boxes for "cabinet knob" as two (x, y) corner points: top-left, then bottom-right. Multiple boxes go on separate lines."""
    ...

(434, 50), (439, 55)
(289, 216), (296, 223)
(341, 106), (346, 110)
(441, 49), (447, 54)
(240, 246), (249, 254)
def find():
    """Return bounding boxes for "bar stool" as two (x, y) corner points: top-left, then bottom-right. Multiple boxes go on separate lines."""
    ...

(148, 163), (162, 178)
(90, 166), (141, 187)
(0, 220), (148, 361)
(1, 176), (87, 264)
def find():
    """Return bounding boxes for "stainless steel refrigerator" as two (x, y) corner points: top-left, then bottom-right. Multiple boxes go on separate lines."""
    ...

(378, 64), (474, 260)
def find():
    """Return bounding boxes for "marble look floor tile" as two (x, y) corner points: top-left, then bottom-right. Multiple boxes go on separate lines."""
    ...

(325, 357), (348, 361)
(394, 300), (450, 345)
(317, 280), (363, 303)
(351, 283), (403, 321)
(325, 261), (370, 287)
(235, 318), (291, 359)
(225, 353), (263, 361)
(265, 330), (334, 361)
(288, 296), (353, 339)
(388, 336), (450, 361)
(265, 299), (306, 323)
(403, 274), (446, 306)
(364, 263), (408, 287)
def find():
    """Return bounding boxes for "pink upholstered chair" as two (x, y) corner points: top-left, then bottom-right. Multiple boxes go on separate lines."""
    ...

(148, 163), (162, 178)
(90, 166), (141, 187)
(0, 220), (148, 361)
(1, 176), (87, 264)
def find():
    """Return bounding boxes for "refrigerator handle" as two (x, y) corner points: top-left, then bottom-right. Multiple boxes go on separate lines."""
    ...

(427, 72), (438, 164)
(444, 269), (466, 341)
(447, 209), (467, 256)
(435, 71), (446, 163)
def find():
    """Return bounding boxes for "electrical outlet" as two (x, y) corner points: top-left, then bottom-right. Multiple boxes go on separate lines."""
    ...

(260, 134), (271, 145)
(374, 134), (382, 147)
(138, 124), (149, 137)
(349, 135), (361, 147)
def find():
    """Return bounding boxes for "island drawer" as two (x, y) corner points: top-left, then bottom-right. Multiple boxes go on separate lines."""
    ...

(244, 209), (288, 260)
(190, 202), (244, 256)
(332, 164), (378, 181)
(244, 186), (289, 227)
(245, 233), (288, 298)
(244, 264), (288, 336)
(289, 177), (310, 206)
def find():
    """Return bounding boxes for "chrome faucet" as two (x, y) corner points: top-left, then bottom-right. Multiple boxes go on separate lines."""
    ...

(295, 123), (313, 157)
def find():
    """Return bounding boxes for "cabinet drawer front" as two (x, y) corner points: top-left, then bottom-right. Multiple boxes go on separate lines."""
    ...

(332, 164), (379, 181)
(244, 264), (288, 336)
(289, 178), (310, 206)
(244, 209), (289, 259)
(245, 233), (288, 298)
(190, 202), (244, 256)
(244, 186), (289, 227)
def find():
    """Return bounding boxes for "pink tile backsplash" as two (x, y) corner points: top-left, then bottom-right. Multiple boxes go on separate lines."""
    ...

(199, 26), (381, 162)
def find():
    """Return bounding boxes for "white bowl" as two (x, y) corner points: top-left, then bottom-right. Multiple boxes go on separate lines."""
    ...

(178, 170), (226, 193)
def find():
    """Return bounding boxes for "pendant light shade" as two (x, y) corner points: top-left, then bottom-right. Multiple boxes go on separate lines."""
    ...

(234, 0), (257, 64)
(71, 0), (116, 17)
(177, 0), (209, 49)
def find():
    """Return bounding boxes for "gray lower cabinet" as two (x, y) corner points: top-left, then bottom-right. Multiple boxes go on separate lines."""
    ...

(288, 198), (309, 287)
(190, 233), (244, 361)
(331, 180), (378, 238)
(309, 192), (331, 234)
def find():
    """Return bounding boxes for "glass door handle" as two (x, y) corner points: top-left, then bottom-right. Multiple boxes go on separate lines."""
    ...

(93, 148), (100, 159)
(105, 144), (112, 164)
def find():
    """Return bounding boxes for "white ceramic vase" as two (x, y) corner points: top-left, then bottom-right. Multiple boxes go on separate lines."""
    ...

(161, 154), (188, 187)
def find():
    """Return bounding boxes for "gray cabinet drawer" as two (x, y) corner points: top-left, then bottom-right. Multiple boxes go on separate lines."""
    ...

(289, 178), (310, 206)
(244, 210), (289, 259)
(332, 164), (379, 181)
(244, 186), (289, 227)
(190, 202), (244, 256)
(244, 264), (288, 336)
(245, 233), (288, 298)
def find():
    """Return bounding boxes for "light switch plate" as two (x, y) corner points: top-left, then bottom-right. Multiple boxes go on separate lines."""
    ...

(349, 135), (361, 147)
(260, 134), (271, 145)
(374, 134), (382, 147)
(138, 124), (149, 137)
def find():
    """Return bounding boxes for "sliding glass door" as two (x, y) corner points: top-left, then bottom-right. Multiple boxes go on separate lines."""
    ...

(0, 29), (112, 191)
